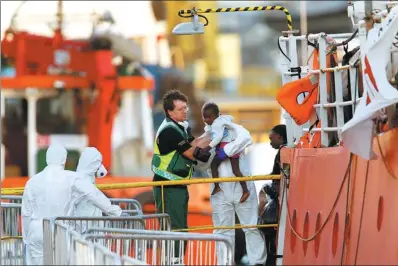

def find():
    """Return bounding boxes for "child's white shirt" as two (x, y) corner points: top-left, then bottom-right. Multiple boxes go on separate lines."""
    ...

(205, 115), (238, 148)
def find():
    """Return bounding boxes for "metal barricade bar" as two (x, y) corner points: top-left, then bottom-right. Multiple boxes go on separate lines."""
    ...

(122, 210), (142, 216)
(43, 218), (54, 265)
(110, 198), (143, 214)
(0, 196), (144, 211)
(1, 203), (22, 237)
(122, 255), (148, 265)
(0, 236), (24, 266)
(53, 221), (70, 265)
(91, 242), (123, 265)
(1, 195), (23, 204)
(46, 220), (125, 265)
(83, 229), (234, 265)
(53, 214), (171, 234)
(279, 32), (355, 42)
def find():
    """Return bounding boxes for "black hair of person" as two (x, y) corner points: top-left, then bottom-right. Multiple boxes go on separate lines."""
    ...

(202, 102), (220, 116)
(271, 124), (287, 144)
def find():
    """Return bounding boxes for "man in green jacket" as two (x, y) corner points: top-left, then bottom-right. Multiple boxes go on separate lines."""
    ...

(152, 89), (211, 264)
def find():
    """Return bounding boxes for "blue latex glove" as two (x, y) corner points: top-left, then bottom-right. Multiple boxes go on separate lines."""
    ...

(216, 147), (228, 160)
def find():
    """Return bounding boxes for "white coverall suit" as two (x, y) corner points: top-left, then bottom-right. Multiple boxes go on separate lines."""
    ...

(21, 144), (122, 265)
(74, 147), (109, 233)
(74, 147), (107, 217)
(200, 116), (267, 265)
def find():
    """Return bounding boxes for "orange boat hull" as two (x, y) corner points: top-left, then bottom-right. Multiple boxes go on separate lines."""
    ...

(281, 127), (398, 264)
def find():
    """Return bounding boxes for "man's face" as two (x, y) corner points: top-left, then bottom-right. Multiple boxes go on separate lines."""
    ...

(202, 109), (217, 126)
(269, 131), (282, 149)
(168, 100), (188, 122)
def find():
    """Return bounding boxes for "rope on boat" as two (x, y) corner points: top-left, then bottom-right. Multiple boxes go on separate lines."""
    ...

(376, 134), (398, 179)
(284, 153), (354, 242)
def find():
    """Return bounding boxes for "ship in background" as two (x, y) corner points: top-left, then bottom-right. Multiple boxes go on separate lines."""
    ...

(1, 0), (398, 265)
(273, 1), (398, 264)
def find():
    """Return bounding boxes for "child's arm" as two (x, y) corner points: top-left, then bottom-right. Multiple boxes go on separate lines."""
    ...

(208, 120), (226, 148)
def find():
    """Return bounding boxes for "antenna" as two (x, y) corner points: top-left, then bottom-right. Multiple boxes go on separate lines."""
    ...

(56, 0), (63, 31)
(8, 1), (27, 32)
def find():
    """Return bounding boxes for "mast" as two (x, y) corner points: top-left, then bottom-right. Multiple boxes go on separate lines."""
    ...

(53, 0), (64, 47)
(364, 1), (374, 32)
(56, 0), (63, 32)
(300, 1), (308, 66)
(365, 1), (373, 17)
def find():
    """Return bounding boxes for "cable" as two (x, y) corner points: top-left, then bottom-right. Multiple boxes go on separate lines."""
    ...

(178, 12), (194, 19)
(353, 161), (370, 265)
(177, 10), (209, 26)
(285, 153), (353, 242)
(277, 38), (291, 62)
(198, 14), (209, 26)
(376, 134), (398, 179)
(324, 29), (359, 47)
(306, 33), (319, 49)
(340, 154), (353, 265)
(353, 67), (359, 112)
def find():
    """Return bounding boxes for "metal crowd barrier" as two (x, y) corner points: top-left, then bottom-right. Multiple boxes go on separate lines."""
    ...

(0, 197), (146, 266)
(43, 219), (54, 265)
(44, 217), (232, 265)
(83, 228), (234, 265)
(1, 196), (143, 214)
(110, 199), (143, 215)
(0, 197), (144, 238)
(52, 214), (171, 234)
(122, 255), (148, 266)
(1, 195), (23, 204)
(45, 220), (135, 265)
(43, 214), (171, 265)
(0, 236), (24, 266)
(89, 241), (122, 265)
(1, 202), (23, 266)
(1, 203), (22, 237)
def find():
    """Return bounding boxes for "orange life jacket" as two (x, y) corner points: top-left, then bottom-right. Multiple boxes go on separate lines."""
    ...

(276, 49), (337, 126)
(296, 119), (322, 148)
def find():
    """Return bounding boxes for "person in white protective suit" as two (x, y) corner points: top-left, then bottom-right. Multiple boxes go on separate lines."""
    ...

(74, 147), (109, 218)
(196, 119), (267, 266)
(73, 147), (112, 234)
(21, 144), (123, 265)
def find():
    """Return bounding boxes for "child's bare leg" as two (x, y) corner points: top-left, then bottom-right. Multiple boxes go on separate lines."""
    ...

(231, 158), (250, 203)
(211, 157), (222, 195)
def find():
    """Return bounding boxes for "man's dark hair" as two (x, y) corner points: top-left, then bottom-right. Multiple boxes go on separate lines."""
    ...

(163, 89), (188, 115)
(271, 124), (287, 144)
(202, 102), (220, 116)
(263, 184), (278, 200)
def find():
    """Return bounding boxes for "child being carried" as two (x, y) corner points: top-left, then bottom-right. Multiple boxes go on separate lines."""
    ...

(201, 102), (251, 203)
